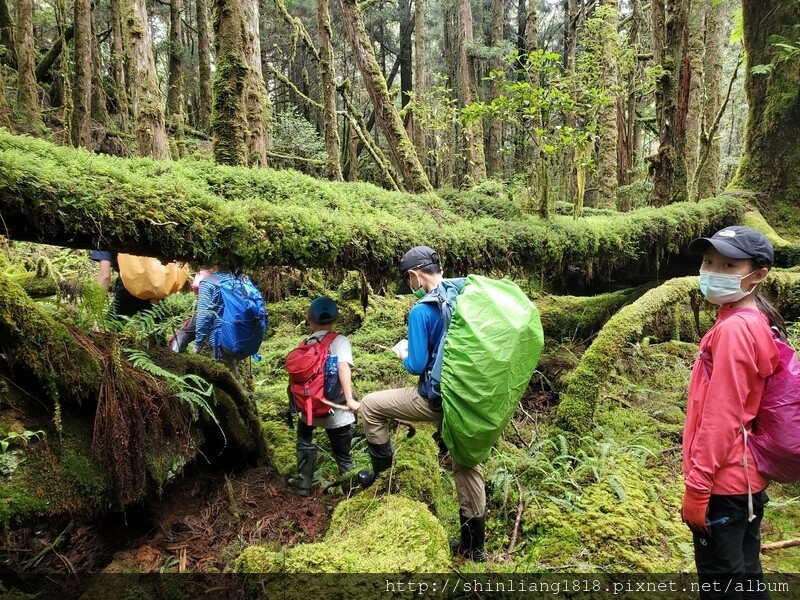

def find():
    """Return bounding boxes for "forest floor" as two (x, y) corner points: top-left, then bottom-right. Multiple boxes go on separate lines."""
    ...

(1, 466), (333, 577)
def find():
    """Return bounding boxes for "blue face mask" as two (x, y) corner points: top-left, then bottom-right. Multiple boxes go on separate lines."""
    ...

(699, 270), (757, 305)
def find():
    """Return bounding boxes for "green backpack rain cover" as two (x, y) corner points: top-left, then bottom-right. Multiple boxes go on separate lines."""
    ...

(440, 275), (544, 467)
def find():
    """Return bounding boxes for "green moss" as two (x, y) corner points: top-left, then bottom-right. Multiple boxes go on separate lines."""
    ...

(231, 495), (450, 573)
(0, 417), (111, 529)
(555, 276), (700, 433)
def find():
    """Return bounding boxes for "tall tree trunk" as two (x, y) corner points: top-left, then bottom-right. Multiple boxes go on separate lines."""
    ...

(15, 0), (42, 127)
(124, 0), (170, 160)
(0, 63), (10, 126)
(485, 0), (504, 178)
(399, 0), (413, 114)
(211, 0), (249, 166)
(684, 0), (704, 197)
(71, 0), (93, 147)
(317, 0), (343, 181)
(110, 0), (130, 132)
(338, 0), (432, 193)
(650, 0), (690, 206)
(90, 13), (109, 125)
(242, 0), (270, 166)
(561, 0), (578, 210)
(0, 0), (16, 67)
(166, 0), (184, 121)
(596, 0), (619, 209)
(514, 0), (537, 178)
(413, 0), (428, 172)
(694, 0), (724, 200)
(196, 0), (212, 131)
(617, 0), (642, 205)
(457, 0), (486, 184)
(731, 0), (800, 213)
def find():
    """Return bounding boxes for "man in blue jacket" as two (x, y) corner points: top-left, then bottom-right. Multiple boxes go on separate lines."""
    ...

(360, 246), (486, 562)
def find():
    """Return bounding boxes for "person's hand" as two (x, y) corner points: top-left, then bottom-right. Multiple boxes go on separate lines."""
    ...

(346, 398), (361, 413)
(681, 487), (710, 534)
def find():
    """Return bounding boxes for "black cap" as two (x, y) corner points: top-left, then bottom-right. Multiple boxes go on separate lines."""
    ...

(399, 246), (440, 279)
(688, 226), (774, 266)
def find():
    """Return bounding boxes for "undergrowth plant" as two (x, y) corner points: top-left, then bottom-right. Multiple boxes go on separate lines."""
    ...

(124, 348), (225, 446)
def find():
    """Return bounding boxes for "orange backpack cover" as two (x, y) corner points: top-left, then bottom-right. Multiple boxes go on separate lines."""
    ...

(117, 254), (189, 301)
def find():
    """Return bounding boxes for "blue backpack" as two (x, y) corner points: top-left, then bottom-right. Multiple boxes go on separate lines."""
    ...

(207, 274), (268, 360)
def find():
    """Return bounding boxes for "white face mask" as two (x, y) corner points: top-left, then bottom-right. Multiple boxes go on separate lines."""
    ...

(699, 270), (757, 305)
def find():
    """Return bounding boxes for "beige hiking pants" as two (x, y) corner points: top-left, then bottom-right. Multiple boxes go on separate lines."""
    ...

(360, 386), (486, 518)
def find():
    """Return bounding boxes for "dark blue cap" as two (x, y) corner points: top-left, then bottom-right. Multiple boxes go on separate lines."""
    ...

(689, 226), (774, 266)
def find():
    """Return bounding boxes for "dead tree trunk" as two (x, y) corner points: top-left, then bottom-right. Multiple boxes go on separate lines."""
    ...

(338, 0), (432, 193)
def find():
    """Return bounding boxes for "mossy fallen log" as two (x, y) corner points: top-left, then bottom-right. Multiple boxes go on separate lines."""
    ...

(0, 129), (748, 288)
(555, 271), (800, 433)
(554, 276), (703, 433)
(0, 271), (100, 402)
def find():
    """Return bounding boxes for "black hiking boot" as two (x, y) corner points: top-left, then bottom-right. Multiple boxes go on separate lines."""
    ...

(357, 441), (394, 488)
(449, 513), (486, 562)
(288, 447), (317, 497)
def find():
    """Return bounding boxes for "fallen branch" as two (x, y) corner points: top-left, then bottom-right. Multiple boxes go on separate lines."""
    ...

(761, 538), (800, 552)
(506, 478), (525, 557)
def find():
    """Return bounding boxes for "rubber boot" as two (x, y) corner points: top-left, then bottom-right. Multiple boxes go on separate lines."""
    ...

(449, 513), (486, 562)
(357, 441), (394, 488)
(288, 447), (317, 496)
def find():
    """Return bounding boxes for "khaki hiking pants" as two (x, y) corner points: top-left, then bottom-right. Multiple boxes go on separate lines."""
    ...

(360, 386), (486, 518)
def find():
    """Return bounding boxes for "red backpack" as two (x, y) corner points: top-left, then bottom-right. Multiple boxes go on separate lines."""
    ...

(286, 332), (337, 423)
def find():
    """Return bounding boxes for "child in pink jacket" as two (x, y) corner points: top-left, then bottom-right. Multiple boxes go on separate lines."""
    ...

(684, 226), (785, 599)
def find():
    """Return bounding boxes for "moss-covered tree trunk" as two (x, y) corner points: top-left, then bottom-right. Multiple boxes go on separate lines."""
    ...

(485, 0), (504, 179)
(684, 1), (703, 198)
(0, 0), (16, 67)
(456, 0), (486, 185)
(650, 0), (690, 206)
(730, 0), (800, 212)
(166, 0), (184, 123)
(338, 0), (432, 193)
(15, 0), (42, 127)
(71, 0), (92, 148)
(0, 60), (10, 126)
(211, 0), (248, 166)
(694, 0), (723, 201)
(110, 0), (130, 132)
(196, 0), (212, 131)
(596, 0), (619, 209)
(124, 0), (170, 160)
(413, 0), (427, 175)
(90, 15), (110, 126)
(242, 0), (270, 167)
(317, 0), (343, 182)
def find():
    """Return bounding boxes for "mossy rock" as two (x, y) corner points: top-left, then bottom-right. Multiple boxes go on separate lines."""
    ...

(231, 495), (450, 573)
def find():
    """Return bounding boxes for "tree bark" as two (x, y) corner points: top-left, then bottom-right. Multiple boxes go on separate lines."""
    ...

(0, 63), (10, 126)
(211, 0), (249, 166)
(399, 0), (413, 114)
(596, 0), (619, 209)
(650, 0), (690, 206)
(684, 0), (704, 197)
(457, 0), (487, 185)
(0, 0), (16, 67)
(166, 0), (185, 122)
(730, 0), (800, 214)
(110, 0), (130, 132)
(196, 0), (212, 131)
(694, 0), (724, 200)
(317, 0), (343, 181)
(90, 13), (109, 125)
(413, 0), (428, 171)
(485, 0), (504, 178)
(242, 0), (270, 166)
(72, 0), (93, 147)
(124, 0), (170, 160)
(15, 0), (42, 127)
(338, 0), (432, 193)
